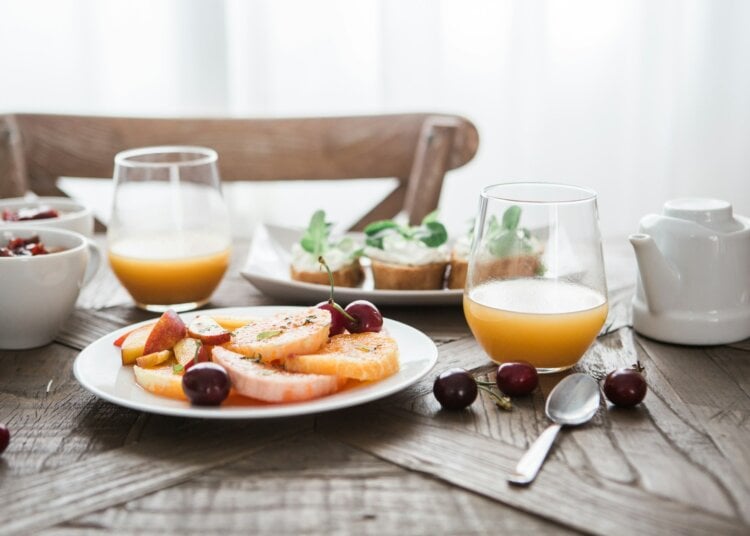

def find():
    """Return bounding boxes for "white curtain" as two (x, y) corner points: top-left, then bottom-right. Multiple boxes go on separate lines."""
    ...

(1, 0), (748, 236)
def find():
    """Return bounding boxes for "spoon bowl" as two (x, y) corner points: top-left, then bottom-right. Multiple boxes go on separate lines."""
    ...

(546, 373), (601, 426)
(509, 373), (600, 485)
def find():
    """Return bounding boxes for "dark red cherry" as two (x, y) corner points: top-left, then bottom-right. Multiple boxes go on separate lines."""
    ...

(495, 361), (539, 396)
(603, 368), (647, 407)
(344, 300), (383, 333)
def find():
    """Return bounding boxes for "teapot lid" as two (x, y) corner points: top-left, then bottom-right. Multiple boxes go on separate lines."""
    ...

(663, 198), (743, 232)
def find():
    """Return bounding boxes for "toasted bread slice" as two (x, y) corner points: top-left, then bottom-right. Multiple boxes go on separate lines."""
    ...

(225, 307), (330, 363)
(370, 260), (447, 290)
(447, 252), (468, 289)
(285, 331), (399, 381)
(213, 346), (341, 403)
(290, 260), (364, 288)
(473, 254), (541, 282)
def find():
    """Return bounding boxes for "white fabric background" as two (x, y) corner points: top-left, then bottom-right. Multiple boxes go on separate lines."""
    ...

(1, 0), (748, 237)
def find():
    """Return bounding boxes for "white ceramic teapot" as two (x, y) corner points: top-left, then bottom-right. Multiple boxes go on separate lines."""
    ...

(629, 198), (750, 345)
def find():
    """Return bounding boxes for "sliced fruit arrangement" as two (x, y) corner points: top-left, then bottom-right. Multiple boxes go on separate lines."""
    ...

(119, 295), (400, 406)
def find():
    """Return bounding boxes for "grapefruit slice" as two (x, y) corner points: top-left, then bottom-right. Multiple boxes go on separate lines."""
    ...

(212, 346), (340, 403)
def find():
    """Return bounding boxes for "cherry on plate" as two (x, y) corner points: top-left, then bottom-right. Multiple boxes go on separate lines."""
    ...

(433, 368), (478, 410)
(495, 361), (538, 396)
(182, 363), (231, 406)
(316, 301), (347, 336)
(344, 300), (383, 333)
(603, 368), (647, 407)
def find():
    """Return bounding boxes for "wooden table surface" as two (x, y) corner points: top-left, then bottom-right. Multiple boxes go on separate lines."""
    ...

(1, 238), (748, 536)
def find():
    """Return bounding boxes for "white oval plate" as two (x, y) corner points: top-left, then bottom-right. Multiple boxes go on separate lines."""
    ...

(73, 306), (437, 419)
(240, 224), (463, 306)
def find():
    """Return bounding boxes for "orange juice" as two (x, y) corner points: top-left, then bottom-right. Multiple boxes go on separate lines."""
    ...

(464, 279), (608, 371)
(108, 232), (230, 308)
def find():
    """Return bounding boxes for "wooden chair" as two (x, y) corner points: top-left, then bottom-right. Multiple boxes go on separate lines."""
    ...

(0, 113), (478, 230)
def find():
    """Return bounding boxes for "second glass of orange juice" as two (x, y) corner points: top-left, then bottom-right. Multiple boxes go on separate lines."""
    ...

(463, 183), (608, 373)
(107, 146), (232, 312)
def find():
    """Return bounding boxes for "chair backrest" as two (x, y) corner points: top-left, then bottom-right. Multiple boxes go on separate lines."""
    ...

(0, 113), (478, 229)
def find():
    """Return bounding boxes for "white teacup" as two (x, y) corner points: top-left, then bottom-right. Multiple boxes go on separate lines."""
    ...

(0, 196), (94, 237)
(0, 227), (101, 349)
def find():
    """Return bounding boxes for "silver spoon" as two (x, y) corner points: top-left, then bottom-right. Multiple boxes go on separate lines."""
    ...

(508, 373), (600, 485)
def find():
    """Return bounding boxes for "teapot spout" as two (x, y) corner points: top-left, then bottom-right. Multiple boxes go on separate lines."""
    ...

(629, 233), (680, 314)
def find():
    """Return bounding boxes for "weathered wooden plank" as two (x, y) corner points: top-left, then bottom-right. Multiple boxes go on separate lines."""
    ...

(43, 433), (572, 535)
(0, 343), (140, 481)
(0, 419), (308, 536)
(318, 407), (748, 536)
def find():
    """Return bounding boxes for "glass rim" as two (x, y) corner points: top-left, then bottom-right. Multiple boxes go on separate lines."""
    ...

(114, 146), (218, 168)
(481, 182), (597, 205)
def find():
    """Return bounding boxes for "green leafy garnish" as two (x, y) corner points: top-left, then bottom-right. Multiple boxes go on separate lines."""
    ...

(172, 364), (184, 374)
(300, 210), (331, 256)
(256, 330), (283, 341)
(487, 206), (535, 258)
(363, 212), (448, 250)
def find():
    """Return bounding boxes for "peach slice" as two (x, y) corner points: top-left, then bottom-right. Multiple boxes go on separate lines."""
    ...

(187, 315), (231, 345)
(121, 324), (154, 365)
(135, 349), (173, 368)
(143, 309), (187, 354)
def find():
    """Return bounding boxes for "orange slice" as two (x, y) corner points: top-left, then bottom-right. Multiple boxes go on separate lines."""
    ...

(226, 307), (330, 363)
(285, 331), (399, 381)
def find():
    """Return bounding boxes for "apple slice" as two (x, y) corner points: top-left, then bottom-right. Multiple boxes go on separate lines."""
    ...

(133, 360), (186, 400)
(187, 315), (231, 345)
(143, 309), (187, 355)
(174, 337), (212, 372)
(135, 349), (173, 368)
(113, 323), (155, 347)
(121, 324), (154, 365)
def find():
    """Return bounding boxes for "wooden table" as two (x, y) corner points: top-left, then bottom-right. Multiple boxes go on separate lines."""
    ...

(1, 238), (748, 535)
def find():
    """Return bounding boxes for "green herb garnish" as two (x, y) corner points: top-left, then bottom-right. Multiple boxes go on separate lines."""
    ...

(363, 211), (448, 250)
(300, 210), (331, 257)
(172, 364), (184, 374)
(256, 330), (283, 341)
(487, 206), (535, 258)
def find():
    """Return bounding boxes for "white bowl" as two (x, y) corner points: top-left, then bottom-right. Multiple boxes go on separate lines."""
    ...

(0, 227), (100, 349)
(0, 196), (94, 237)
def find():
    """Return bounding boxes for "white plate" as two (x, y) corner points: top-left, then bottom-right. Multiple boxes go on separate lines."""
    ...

(73, 306), (437, 419)
(240, 223), (462, 306)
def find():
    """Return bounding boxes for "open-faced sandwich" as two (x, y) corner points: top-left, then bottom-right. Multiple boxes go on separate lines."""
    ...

(290, 210), (364, 288)
(467, 205), (544, 286)
(363, 212), (450, 290)
(447, 222), (473, 289)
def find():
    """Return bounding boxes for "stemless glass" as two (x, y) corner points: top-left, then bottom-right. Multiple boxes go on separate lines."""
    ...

(107, 146), (232, 312)
(463, 182), (608, 373)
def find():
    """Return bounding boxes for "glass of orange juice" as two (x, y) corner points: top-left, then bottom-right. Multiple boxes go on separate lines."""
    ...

(463, 182), (608, 373)
(107, 146), (232, 312)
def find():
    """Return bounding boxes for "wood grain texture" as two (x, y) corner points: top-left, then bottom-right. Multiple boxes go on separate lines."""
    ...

(0, 235), (748, 535)
(40, 433), (571, 536)
(0, 419), (308, 536)
(318, 406), (747, 536)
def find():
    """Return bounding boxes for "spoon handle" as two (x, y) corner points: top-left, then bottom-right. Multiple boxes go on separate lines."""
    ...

(508, 423), (562, 485)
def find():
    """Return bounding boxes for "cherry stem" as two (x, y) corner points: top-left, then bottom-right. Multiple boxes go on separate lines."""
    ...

(475, 380), (496, 387)
(477, 384), (512, 411)
(318, 256), (357, 323)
